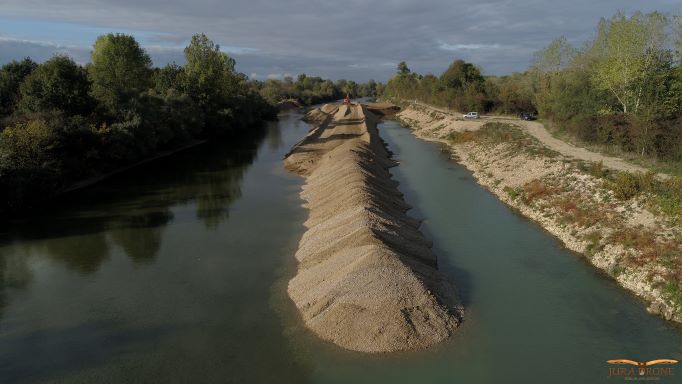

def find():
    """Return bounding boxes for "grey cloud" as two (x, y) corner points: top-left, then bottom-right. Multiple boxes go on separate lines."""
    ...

(1, 0), (680, 81)
(0, 38), (91, 64)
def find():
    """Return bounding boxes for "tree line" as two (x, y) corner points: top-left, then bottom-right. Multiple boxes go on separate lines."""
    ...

(0, 33), (276, 212)
(381, 11), (682, 166)
(250, 74), (381, 106)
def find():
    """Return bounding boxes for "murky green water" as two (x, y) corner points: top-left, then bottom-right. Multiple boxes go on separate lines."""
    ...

(1, 112), (681, 383)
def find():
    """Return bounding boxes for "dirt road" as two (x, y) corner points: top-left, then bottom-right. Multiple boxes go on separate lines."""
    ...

(407, 101), (656, 176)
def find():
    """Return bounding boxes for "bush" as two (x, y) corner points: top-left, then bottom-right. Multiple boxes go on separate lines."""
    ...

(0, 119), (57, 170)
(650, 176), (682, 224)
(610, 172), (641, 199)
(522, 180), (558, 203)
(609, 171), (656, 200)
(447, 130), (475, 143)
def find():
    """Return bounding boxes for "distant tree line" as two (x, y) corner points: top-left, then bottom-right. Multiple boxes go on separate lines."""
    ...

(0, 33), (276, 212)
(250, 74), (382, 106)
(381, 11), (682, 165)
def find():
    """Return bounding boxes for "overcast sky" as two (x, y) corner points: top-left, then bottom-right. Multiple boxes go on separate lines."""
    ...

(0, 0), (680, 82)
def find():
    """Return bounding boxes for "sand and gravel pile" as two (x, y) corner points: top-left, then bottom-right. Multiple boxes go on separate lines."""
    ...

(284, 103), (462, 353)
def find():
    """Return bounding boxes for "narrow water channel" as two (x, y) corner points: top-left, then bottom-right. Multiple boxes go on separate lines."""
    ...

(1, 111), (681, 383)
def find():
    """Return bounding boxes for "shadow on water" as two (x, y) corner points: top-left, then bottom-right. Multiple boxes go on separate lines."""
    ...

(0, 116), (316, 383)
(0, 125), (268, 273)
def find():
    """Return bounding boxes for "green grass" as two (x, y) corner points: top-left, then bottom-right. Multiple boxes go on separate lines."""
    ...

(601, 170), (682, 225)
(583, 230), (604, 256)
(503, 186), (521, 200)
(663, 281), (682, 316)
(447, 122), (560, 158)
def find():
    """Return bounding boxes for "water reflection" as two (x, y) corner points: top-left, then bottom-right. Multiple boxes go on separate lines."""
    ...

(0, 253), (32, 320)
(0, 115), (316, 383)
(108, 210), (172, 264)
(0, 125), (268, 275)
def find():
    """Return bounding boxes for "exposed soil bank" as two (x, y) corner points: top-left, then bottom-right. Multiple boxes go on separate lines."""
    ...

(284, 103), (462, 353)
(397, 103), (682, 323)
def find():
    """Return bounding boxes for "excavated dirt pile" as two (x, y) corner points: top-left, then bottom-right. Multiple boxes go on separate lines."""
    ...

(284, 103), (462, 353)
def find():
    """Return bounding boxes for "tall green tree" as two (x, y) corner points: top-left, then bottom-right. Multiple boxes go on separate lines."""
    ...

(590, 12), (669, 114)
(18, 55), (93, 116)
(532, 37), (577, 75)
(0, 58), (37, 116)
(440, 59), (484, 91)
(531, 37), (578, 113)
(153, 63), (185, 95)
(88, 33), (153, 113)
(397, 61), (410, 75)
(183, 33), (239, 105)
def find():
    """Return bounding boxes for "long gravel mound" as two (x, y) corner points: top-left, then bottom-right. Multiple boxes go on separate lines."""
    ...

(284, 103), (462, 353)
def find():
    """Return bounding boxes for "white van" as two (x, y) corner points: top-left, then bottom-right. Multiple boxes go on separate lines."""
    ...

(463, 112), (479, 119)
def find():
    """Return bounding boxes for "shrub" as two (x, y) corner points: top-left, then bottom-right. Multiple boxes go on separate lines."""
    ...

(0, 119), (57, 170)
(584, 230), (604, 256)
(578, 160), (608, 178)
(610, 228), (678, 266)
(554, 196), (601, 227)
(522, 180), (558, 203)
(503, 186), (521, 200)
(609, 171), (657, 200)
(610, 172), (641, 199)
(650, 176), (682, 225)
(448, 130), (475, 143)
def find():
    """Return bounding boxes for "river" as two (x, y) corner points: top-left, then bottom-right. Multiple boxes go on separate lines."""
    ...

(1, 110), (681, 383)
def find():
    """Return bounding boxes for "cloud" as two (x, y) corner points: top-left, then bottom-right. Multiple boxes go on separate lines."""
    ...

(0, 36), (91, 64)
(438, 41), (502, 51)
(266, 73), (294, 80)
(0, 0), (679, 81)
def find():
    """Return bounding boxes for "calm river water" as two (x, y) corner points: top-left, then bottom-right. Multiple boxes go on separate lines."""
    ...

(1, 110), (681, 383)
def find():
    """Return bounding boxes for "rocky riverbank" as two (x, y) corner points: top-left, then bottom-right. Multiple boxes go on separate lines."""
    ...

(397, 103), (682, 323)
(284, 103), (462, 353)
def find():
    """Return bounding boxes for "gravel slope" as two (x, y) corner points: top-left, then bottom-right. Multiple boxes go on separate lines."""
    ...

(284, 103), (462, 353)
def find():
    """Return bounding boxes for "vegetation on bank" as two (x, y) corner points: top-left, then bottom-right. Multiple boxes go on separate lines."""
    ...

(382, 11), (682, 169)
(445, 122), (682, 315)
(449, 122), (682, 225)
(250, 74), (381, 106)
(0, 33), (279, 213)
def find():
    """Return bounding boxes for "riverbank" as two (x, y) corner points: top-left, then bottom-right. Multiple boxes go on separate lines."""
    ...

(283, 103), (462, 353)
(396, 103), (682, 323)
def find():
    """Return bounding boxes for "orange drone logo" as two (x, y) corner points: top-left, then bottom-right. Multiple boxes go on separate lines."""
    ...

(607, 359), (678, 377)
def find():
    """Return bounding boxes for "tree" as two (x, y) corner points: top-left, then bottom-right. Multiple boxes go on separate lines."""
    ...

(590, 12), (670, 114)
(532, 37), (577, 75)
(89, 33), (153, 113)
(17, 55), (93, 116)
(0, 58), (37, 116)
(674, 12), (682, 61)
(531, 37), (578, 113)
(183, 33), (239, 105)
(153, 63), (185, 95)
(359, 79), (377, 97)
(440, 59), (484, 90)
(397, 61), (410, 75)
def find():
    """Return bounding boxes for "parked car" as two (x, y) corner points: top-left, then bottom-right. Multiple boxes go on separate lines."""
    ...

(463, 112), (479, 119)
(519, 112), (536, 121)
